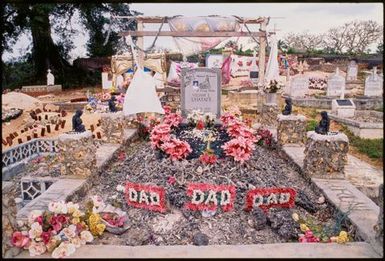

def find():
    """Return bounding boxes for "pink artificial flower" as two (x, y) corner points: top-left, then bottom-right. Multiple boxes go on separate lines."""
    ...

(41, 231), (51, 244)
(199, 152), (217, 164)
(56, 214), (69, 224)
(163, 105), (172, 114)
(11, 231), (30, 248)
(167, 176), (176, 185)
(118, 151), (126, 161)
(220, 112), (237, 126)
(222, 136), (255, 163)
(50, 216), (62, 232)
(150, 124), (171, 149)
(163, 113), (182, 128)
(196, 120), (205, 130)
(161, 138), (192, 161)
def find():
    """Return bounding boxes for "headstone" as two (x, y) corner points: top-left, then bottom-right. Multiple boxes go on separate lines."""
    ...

(102, 72), (113, 90)
(327, 68), (346, 97)
(116, 75), (124, 89)
(206, 54), (223, 68)
(332, 99), (356, 118)
(289, 76), (308, 98)
(346, 61), (358, 81)
(181, 68), (221, 117)
(47, 69), (54, 85)
(249, 50), (259, 84)
(364, 67), (383, 97)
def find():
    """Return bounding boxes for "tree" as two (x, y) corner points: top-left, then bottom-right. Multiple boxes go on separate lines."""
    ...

(325, 20), (383, 54)
(2, 3), (141, 87)
(377, 42), (383, 54)
(283, 31), (324, 53)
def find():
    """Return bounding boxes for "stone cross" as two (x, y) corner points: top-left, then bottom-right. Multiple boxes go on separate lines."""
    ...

(297, 61), (304, 74)
(47, 69), (54, 85)
(335, 67), (340, 75)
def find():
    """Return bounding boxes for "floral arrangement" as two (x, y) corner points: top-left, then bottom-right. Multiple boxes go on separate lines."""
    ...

(263, 80), (284, 93)
(187, 110), (216, 127)
(221, 136), (256, 163)
(11, 201), (95, 258)
(160, 138), (192, 161)
(256, 128), (273, 146)
(150, 124), (171, 149)
(292, 212), (351, 243)
(163, 113), (183, 128)
(199, 150), (218, 164)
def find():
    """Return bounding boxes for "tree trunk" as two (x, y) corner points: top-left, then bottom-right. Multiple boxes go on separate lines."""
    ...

(30, 4), (71, 84)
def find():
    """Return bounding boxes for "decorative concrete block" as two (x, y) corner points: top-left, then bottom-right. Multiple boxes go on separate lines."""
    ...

(20, 176), (57, 201)
(57, 131), (97, 177)
(100, 112), (132, 144)
(303, 131), (349, 179)
(277, 114), (307, 145)
(258, 103), (279, 127)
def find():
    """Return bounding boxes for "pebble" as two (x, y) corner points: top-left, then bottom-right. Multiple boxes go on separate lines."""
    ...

(318, 196), (325, 204)
(193, 232), (209, 246)
(201, 210), (216, 218)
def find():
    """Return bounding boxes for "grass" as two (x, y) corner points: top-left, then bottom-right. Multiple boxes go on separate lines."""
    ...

(306, 119), (318, 132)
(339, 125), (383, 160)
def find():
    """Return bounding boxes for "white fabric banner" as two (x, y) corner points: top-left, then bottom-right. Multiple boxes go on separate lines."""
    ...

(265, 35), (280, 82)
(123, 69), (165, 116)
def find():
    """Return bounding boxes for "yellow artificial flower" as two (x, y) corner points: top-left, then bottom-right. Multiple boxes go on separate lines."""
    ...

(339, 231), (348, 238)
(72, 210), (83, 218)
(300, 224), (309, 232)
(336, 231), (349, 244)
(96, 224), (106, 235)
(89, 213), (100, 224)
(71, 217), (80, 225)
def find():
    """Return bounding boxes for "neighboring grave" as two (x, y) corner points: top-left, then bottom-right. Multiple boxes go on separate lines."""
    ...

(331, 99), (356, 118)
(47, 69), (55, 85)
(206, 54), (223, 68)
(277, 114), (307, 145)
(346, 61), (358, 82)
(364, 67), (383, 97)
(100, 112), (131, 144)
(181, 68), (221, 117)
(327, 68), (346, 97)
(102, 72), (113, 90)
(289, 76), (308, 98)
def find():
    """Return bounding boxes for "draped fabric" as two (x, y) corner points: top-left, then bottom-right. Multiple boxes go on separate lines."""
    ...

(221, 56), (231, 84)
(123, 69), (164, 116)
(168, 16), (240, 56)
(265, 35), (280, 82)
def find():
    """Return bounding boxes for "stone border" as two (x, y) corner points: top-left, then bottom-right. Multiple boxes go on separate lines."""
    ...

(290, 97), (383, 110)
(15, 242), (381, 258)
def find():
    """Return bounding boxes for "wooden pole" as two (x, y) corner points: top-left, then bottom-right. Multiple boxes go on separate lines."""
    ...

(137, 20), (144, 67)
(258, 19), (268, 84)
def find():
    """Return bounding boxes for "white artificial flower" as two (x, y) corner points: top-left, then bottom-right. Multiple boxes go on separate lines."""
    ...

(28, 222), (43, 239)
(66, 202), (79, 214)
(80, 231), (94, 243)
(70, 236), (85, 248)
(116, 185), (125, 192)
(91, 195), (105, 209)
(62, 224), (77, 239)
(28, 241), (46, 256)
(51, 242), (76, 258)
(28, 210), (43, 225)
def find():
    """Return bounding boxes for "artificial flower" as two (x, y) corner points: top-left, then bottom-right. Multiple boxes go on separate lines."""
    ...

(11, 231), (30, 248)
(28, 241), (47, 256)
(116, 185), (125, 192)
(80, 231), (94, 243)
(62, 224), (77, 239)
(160, 138), (192, 161)
(28, 222), (43, 239)
(28, 210), (43, 225)
(51, 242), (76, 258)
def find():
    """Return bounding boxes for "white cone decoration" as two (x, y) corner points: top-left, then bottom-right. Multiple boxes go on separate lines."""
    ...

(123, 69), (165, 116)
(265, 35), (280, 82)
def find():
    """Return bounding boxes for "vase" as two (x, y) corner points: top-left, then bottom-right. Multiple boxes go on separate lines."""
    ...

(265, 93), (277, 104)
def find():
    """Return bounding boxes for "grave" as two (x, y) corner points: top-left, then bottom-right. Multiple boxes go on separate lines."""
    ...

(346, 61), (358, 82)
(289, 76), (308, 98)
(181, 68), (222, 117)
(327, 68), (346, 97)
(100, 111), (132, 144)
(364, 67), (383, 97)
(331, 99), (356, 118)
(206, 54), (223, 68)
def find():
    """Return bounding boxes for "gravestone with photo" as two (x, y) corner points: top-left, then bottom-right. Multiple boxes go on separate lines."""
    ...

(346, 61), (358, 82)
(289, 76), (308, 98)
(181, 68), (221, 117)
(327, 67), (345, 97)
(364, 67), (383, 97)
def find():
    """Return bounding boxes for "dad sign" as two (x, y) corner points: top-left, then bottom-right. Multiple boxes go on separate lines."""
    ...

(245, 187), (297, 213)
(184, 183), (236, 212)
(125, 182), (166, 213)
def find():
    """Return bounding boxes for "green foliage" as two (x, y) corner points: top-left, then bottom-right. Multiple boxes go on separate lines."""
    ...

(339, 125), (383, 159)
(306, 119), (318, 132)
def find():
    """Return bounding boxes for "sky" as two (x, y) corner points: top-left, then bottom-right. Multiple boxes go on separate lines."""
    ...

(2, 2), (383, 63)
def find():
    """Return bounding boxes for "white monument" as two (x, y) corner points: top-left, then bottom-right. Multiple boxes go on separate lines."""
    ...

(47, 69), (54, 85)
(289, 76), (308, 98)
(346, 61), (358, 81)
(102, 72), (113, 90)
(327, 67), (346, 97)
(331, 86), (356, 118)
(364, 67), (383, 97)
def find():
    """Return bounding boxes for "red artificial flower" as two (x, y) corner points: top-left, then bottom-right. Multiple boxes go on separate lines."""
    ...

(118, 151), (126, 161)
(50, 216), (62, 232)
(41, 231), (51, 244)
(196, 120), (205, 130)
(220, 112), (237, 127)
(36, 216), (43, 225)
(222, 136), (256, 163)
(150, 124), (171, 149)
(199, 152), (217, 164)
(56, 214), (69, 224)
(163, 113), (182, 128)
(11, 231), (30, 248)
(167, 176), (176, 185)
